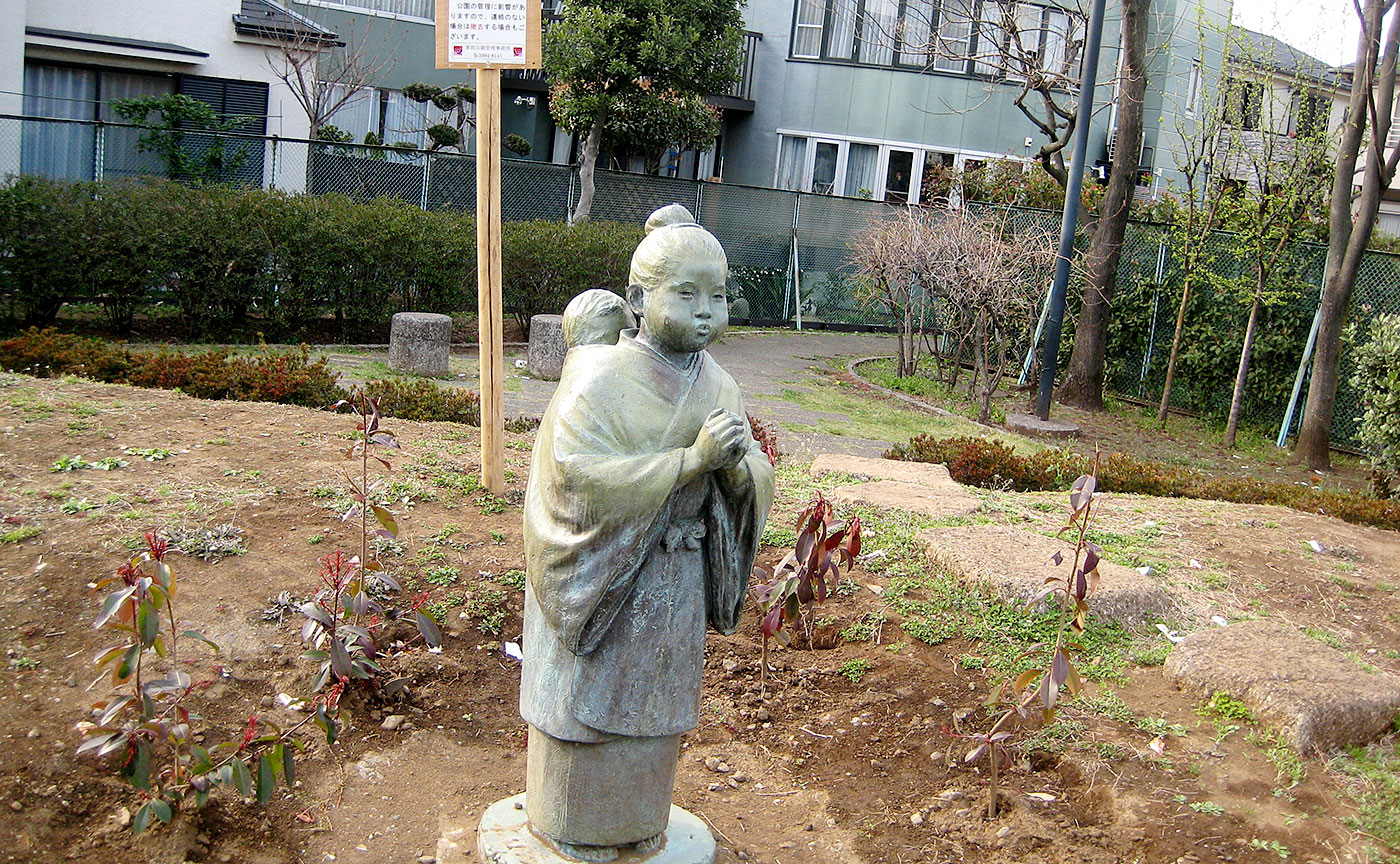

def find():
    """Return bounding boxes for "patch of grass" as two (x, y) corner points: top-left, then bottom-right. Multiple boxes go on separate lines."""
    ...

(1302, 625), (1345, 650)
(837, 658), (874, 683)
(0, 525), (43, 544)
(1131, 642), (1172, 666)
(4, 389), (54, 421)
(777, 380), (1042, 454)
(307, 534), (325, 545)
(204, 436), (229, 446)
(839, 611), (886, 643)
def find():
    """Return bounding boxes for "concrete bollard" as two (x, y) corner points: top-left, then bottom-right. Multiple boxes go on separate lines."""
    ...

(388, 312), (453, 378)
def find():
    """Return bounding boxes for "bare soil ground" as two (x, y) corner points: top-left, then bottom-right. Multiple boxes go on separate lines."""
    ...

(1, 373), (1397, 864)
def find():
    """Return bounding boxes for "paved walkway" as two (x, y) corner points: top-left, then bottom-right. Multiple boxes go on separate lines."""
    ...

(507, 330), (904, 459)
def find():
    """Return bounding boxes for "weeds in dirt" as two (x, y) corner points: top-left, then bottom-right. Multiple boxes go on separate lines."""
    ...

(1329, 738), (1400, 855)
(78, 533), (324, 834)
(465, 583), (508, 635)
(837, 658), (873, 683)
(1248, 838), (1291, 858)
(1248, 727), (1307, 787)
(124, 447), (173, 461)
(52, 454), (128, 472)
(161, 523), (245, 562)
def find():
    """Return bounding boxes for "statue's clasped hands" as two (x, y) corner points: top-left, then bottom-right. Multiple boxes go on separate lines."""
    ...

(692, 408), (748, 472)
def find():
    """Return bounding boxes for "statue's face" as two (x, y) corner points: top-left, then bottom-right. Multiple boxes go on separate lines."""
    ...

(640, 256), (729, 355)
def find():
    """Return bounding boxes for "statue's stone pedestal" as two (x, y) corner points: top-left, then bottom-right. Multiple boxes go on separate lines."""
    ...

(442, 794), (715, 864)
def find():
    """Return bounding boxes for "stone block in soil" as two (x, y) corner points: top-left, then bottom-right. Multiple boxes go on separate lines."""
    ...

(922, 524), (1174, 627)
(1164, 619), (1400, 753)
(832, 479), (981, 521)
(811, 453), (959, 486)
(527, 314), (566, 381)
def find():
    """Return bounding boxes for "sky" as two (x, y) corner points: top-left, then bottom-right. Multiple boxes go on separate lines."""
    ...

(1233, 0), (1362, 66)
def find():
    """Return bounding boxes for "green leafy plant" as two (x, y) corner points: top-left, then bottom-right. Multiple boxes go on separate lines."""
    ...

(962, 465), (1105, 818)
(300, 390), (441, 695)
(837, 658), (873, 683)
(749, 492), (861, 693)
(1353, 314), (1400, 499)
(77, 533), (321, 834)
(110, 94), (251, 185)
(125, 447), (174, 462)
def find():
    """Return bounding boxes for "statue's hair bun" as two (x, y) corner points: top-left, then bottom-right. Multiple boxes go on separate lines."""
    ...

(645, 203), (697, 235)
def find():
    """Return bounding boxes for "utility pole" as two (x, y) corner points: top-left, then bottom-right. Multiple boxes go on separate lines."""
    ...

(1035, 0), (1107, 419)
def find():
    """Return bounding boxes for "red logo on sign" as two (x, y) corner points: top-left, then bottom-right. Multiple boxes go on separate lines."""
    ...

(514, 46), (522, 56)
(453, 45), (463, 55)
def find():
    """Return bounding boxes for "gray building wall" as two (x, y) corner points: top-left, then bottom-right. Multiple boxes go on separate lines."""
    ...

(724, 0), (1124, 195)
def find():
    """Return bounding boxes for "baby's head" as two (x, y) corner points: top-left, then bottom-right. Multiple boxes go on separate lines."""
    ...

(562, 288), (635, 349)
(627, 204), (729, 355)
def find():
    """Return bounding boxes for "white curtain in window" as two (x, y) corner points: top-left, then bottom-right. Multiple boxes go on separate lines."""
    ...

(777, 136), (809, 190)
(322, 84), (379, 140)
(22, 63), (96, 180)
(898, 0), (935, 65)
(844, 142), (878, 197)
(859, 0), (898, 64)
(99, 72), (175, 178)
(1042, 8), (1070, 78)
(827, 0), (858, 59)
(934, 1), (973, 72)
(793, 0), (825, 58)
(382, 90), (429, 148)
(974, 1), (1006, 76)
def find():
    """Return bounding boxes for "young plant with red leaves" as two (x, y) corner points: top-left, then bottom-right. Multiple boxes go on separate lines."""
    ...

(300, 389), (441, 698)
(77, 534), (324, 834)
(750, 492), (861, 693)
(965, 462), (1105, 818)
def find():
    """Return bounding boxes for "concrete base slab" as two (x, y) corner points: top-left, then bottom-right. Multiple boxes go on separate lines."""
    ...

(811, 453), (958, 486)
(923, 524), (1173, 627)
(452, 794), (716, 864)
(1005, 413), (1080, 439)
(832, 479), (981, 520)
(1164, 620), (1400, 753)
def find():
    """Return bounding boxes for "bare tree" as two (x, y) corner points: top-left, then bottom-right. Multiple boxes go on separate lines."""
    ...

(853, 208), (1055, 422)
(261, 12), (398, 138)
(1295, 0), (1400, 470)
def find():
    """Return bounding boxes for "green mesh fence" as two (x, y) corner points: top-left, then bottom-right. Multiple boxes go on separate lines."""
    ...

(6, 113), (1400, 448)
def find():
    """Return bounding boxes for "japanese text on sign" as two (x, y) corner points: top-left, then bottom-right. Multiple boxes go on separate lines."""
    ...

(445, 0), (529, 64)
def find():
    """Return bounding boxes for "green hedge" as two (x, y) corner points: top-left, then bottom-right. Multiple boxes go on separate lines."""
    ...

(0, 178), (638, 341)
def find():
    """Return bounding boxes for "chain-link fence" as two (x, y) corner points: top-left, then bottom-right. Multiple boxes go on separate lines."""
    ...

(3, 113), (1399, 448)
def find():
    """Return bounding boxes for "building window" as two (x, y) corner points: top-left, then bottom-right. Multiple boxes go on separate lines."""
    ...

(302, 0), (434, 22)
(774, 132), (999, 202)
(793, 0), (825, 58)
(1185, 59), (1202, 117)
(1224, 77), (1263, 131)
(791, 0), (1079, 83)
(1290, 90), (1327, 138)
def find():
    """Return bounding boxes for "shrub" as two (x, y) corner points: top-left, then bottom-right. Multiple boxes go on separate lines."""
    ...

(364, 377), (481, 425)
(0, 176), (92, 325)
(885, 433), (1400, 531)
(1353, 314), (1400, 499)
(0, 328), (340, 409)
(502, 219), (641, 334)
(747, 413), (781, 465)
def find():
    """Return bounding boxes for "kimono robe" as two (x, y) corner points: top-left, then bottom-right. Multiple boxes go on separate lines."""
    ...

(520, 332), (775, 744)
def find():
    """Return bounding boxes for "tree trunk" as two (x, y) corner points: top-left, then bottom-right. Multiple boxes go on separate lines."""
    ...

(572, 113), (607, 224)
(1058, 0), (1149, 410)
(1156, 275), (1192, 423)
(1295, 0), (1400, 469)
(1223, 295), (1261, 448)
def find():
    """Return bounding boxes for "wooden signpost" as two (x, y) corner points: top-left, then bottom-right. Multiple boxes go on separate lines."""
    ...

(436, 0), (542, 495)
